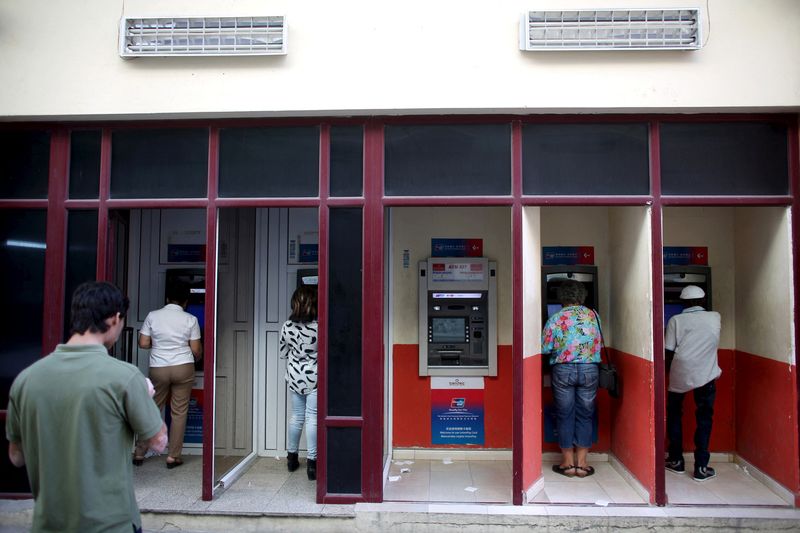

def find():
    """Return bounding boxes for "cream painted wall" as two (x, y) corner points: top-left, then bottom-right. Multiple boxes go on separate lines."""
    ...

(734, 208), (794, 363)
(390, 207), (512, 344)
(522, 207), (541, 357)
(0, 0), (798, 119)
(609, 207), (654, 360)
(541, 207), (611, 340)
(663, 207), (736, 349)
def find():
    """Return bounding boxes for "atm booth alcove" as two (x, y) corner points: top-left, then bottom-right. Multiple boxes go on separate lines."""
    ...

(661, 207), (796, 506)
(111, 207), (321, 489)
(385, 206), (514, 504)
(521, 206), (655, 505)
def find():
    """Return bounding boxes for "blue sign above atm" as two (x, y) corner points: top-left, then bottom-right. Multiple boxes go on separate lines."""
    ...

(431, 238), (483, 257)
(542, 246), (594, 265)
(663, 246), (708, 265)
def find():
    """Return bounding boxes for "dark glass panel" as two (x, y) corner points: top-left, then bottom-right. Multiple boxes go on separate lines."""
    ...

(69, 131), (101, 199)
(661, 122), (789, 195)
(64, 210), (98, 339)
(522, 123), (650, 195)
(111, 128), (208, 198)
(0, 209), (46, 408)
(384, 124), (511, 196)
(330, 126), (363, 197)
(327, 427), (361, 494)
(327, 208), (362, 416)
(219, 127), (319, 197)
(0, 131), (50, 199)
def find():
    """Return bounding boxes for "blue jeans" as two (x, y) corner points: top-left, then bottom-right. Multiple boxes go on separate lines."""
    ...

(551, 363), (599, 449)
(288, 389), (317, 460)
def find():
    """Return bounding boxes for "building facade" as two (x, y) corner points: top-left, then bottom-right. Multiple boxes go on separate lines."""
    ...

(1, 0), (799, 507)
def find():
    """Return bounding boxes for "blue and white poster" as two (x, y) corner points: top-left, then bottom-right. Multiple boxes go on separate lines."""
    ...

(431, 377), (485, 445)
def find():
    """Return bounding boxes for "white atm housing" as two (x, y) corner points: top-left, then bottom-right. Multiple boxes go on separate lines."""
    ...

(418, 257), (497, 377)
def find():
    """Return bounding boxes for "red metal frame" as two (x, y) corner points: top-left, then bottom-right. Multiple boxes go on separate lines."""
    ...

(511, 121), (524, 505)
(362, 120), (385, 502)
(316, 125), (331, 503)
(202, 128), (220, 501)
(42, 128), (69, 353)
(1, 113), (798, 507)
(96, 130), (112, 281)
(649, 121), (667, 506)
(790, 119), (800, 501)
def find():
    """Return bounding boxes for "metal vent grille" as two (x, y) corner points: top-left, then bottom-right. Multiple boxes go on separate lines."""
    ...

(520, 9), (701, 51)
(120, 16), (286, 57)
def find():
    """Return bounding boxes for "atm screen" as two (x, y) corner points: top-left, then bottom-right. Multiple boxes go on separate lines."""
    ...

(186, 304), (205, 330)
(664, 304), (683, 327)
(431, 317), (466, 344)
(547, 304), (562, 318)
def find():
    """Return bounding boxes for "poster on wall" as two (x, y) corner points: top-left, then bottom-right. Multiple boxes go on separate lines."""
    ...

(166, 384), (203, 445)
(431, 377), (485, 445)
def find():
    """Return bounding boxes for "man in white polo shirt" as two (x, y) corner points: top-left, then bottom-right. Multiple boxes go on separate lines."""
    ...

(134, 282), (202, 469)
(664, 285), (721, 482)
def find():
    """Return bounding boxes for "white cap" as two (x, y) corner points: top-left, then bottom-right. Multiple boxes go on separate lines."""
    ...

(679, 285), (705, 300)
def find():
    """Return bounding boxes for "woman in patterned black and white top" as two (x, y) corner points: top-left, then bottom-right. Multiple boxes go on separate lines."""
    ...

(279, 284), (318, 480)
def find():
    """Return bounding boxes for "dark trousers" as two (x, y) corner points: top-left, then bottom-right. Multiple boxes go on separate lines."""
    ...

(667, 380), (716, 468)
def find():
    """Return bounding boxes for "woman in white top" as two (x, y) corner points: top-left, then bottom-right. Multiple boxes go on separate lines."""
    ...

(133, 282), (202, 469)
(280, 284), (318, 480)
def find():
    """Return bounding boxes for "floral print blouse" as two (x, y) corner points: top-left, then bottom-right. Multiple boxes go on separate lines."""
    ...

(541, 305), (602, 364)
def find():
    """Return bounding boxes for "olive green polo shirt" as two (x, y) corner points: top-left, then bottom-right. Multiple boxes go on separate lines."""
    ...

(6, 343), (163, 533)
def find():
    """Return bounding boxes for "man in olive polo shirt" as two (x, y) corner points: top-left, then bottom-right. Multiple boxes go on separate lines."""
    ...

(6, 281), (167, 533)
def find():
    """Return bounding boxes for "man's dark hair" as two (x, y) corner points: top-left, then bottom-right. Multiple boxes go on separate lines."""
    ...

(166, 281), (190, 304)
(69, 281), (130, 336)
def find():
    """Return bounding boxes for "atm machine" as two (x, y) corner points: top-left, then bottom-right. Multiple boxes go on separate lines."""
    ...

(166, 268), (206, 371)
(418, 257), (497, 377)
(664, 265), (712, 325)
(541, 264), (600, 445)
(541, 265), (599, 321)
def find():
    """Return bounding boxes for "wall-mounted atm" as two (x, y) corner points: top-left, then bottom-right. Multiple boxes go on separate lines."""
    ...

(664, 265), (712, 325)
(165, 268), (205, 371)
(418, 257), (497, 377)
(541, 265), (599, 322)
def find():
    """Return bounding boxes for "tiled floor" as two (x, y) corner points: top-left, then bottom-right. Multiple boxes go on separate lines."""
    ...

(665, 462), (789, 506)
(533, 461), (647, 505)
(132, 455), (353, 515)
(384, 459), (513, 503)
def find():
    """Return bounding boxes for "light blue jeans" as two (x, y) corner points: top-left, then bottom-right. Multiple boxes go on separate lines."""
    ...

(288, 389), (317, 460)
(551, 363), (599, 449)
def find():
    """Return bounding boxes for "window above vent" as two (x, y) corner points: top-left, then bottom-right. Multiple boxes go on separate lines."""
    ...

(120, 16), (286, 57)
(520, 9), (701, 51)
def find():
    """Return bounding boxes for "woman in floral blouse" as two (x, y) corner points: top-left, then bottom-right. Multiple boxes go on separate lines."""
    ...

(541, 279), (602, 478)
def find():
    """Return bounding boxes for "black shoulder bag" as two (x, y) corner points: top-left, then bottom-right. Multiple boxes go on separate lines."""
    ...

(593, 309), (621, 399)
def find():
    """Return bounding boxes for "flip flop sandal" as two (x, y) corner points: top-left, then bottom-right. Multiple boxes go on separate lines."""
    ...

(132, 456), (145, 466)
(575, 465), (595, 478)
(166, 458), (184, 469)
(552, 464), (576, 477)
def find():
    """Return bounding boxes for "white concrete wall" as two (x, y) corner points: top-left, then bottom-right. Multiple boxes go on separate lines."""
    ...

(522, 206), (541, 357)
(1, 0), (798, 119)
(734, 208), (795, 364)
(390, 207), (512, 344)
(663, 207), (736, 349)
(608, 207), (654, 360)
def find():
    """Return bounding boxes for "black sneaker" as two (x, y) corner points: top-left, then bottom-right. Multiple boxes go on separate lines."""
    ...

(693, 466), (716, 482)
(665, 458), (685, 474)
